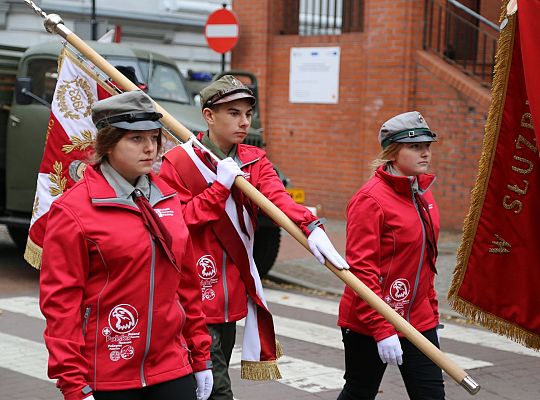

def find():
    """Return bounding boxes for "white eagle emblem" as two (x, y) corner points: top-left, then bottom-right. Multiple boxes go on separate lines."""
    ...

(108, 304), (139, 334)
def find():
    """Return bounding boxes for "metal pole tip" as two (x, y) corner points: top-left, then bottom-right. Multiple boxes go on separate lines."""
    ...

(461, 375), (481, 395)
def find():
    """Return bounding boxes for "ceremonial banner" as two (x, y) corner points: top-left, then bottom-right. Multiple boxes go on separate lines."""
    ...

(448, 2), (540, 349)
(24, 47), (111, 269)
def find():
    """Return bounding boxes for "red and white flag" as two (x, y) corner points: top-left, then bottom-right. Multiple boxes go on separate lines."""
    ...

(24, 47), (110, 269)
(448, 2), (540, 350)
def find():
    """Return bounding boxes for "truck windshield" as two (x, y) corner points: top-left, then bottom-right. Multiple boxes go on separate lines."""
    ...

(107, 57), (191, 104)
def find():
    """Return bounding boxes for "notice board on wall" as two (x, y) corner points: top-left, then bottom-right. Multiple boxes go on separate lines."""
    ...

(289, 46), (340, 104)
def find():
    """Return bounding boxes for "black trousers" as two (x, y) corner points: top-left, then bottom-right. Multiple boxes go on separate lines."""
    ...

(93, 375), (197, 400)
(208, 322), (237, 400)
(337, 328), (445, 400)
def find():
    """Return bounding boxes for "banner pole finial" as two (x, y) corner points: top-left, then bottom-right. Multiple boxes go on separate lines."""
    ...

(23, 0), (67, 38)
(23, 0), (47, 19)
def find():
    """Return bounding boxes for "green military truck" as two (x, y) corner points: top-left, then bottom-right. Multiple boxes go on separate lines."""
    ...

(0, 41), (284, 276)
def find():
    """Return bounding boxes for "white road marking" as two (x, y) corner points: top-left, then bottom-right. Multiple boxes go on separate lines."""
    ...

(0, 332), (52, 383)
(6, 291), (533, 386)
(0, 296), (44, 320)
(230, 346), (344, 393)
(239, 316), (492, 370)
(264, 289), (540, 358)
(264, 288), (339, 315)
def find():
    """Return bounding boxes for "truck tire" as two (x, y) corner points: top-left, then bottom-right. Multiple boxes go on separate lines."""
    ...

(7, 226), (29, 251)
(253, 225), (281, 278)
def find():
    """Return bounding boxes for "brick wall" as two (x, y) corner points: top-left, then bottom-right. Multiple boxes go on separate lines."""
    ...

(413, 51), (490, 229)
(232, 0), (498, 229)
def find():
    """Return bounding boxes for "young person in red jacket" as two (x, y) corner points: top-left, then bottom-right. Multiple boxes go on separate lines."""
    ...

(39, 91), (213, 400)
(159, 75), (349, 400)
(337, 111), (445, 400)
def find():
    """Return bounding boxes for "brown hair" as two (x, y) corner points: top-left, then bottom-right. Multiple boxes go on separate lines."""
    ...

(91, 127), (163, 165)
(370, 143), (402, 171)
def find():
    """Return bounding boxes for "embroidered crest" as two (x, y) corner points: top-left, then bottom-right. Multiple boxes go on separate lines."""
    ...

(68, 160), (88, 182)
(56, 75), (95, 120)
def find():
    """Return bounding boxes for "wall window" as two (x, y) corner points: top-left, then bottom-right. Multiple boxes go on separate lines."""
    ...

(283, 0), (364, 35)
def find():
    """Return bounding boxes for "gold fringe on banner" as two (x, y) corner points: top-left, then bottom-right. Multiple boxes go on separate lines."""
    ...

(240, 360), (282, 381)
(275, 339), (284, 359)
(24, 236), (43, 270)
(447, 2), (540, 350)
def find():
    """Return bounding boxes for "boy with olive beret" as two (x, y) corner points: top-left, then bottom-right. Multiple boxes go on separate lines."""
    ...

(159, 75), (348, 399)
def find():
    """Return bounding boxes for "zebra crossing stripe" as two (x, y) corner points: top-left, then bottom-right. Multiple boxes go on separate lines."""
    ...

(0, 332), (51, 383)
(2, 294), (524, 375)
(263, 289), (540, 359)
(237, 316), (493, 370)
(229, 346), (344, 393)
(0, 296), (44, 320)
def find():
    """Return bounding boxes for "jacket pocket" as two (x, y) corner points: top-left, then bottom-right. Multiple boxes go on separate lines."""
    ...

(82, 306), (92, 337)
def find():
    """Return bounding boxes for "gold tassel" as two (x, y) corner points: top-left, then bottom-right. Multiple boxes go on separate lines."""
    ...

(275, 339), (284, 359)
(241, 360), (282, 381)
(24, 236), (42, 270)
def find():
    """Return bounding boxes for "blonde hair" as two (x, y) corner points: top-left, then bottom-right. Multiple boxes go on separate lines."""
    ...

(370, 143), (402, 171)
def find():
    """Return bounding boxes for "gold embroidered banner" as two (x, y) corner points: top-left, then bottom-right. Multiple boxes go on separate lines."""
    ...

(24, 47), (107, 269)
(448, 3), (540, 350)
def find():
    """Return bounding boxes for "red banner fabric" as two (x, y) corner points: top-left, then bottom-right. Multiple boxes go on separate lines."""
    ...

(448, 7), (540, 350)
(24, 47), (112, 269)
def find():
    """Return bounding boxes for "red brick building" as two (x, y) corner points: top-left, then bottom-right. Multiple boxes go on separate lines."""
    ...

(231, 0), (501, 230)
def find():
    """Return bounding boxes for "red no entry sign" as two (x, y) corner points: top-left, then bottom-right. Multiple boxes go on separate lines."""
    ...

(204, 8), (239, 54)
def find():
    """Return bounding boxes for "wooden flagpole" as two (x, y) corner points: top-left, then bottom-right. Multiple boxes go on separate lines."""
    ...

(23, 1), (480, 394)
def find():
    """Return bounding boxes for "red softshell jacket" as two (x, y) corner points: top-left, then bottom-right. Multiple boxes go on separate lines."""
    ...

(40, 166), (211, 400)
(160, 137), (318, 324)
(338, 166), (440, 341)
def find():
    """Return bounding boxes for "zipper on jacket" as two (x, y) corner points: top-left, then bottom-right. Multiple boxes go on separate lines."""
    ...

(82, 306), (91, 336)
(140, 234), (156, 387)
(181, 343), (193, 365)
(407, 191), (426, 322)
(222, 252), (229, 322)
(176, 300), (191, 366)
(176, 299), (187, 329)
(89, 238), (110, 391)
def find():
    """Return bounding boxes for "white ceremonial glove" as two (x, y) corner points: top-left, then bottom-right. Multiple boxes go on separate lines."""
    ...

(216, 157), (243, 189)
(194, 369), (213, 400)
(377, 334), (403, 366)
(82, 396), (95, 400)
(307, 227), (349, 270)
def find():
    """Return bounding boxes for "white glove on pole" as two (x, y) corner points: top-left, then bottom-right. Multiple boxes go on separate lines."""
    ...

(307, 227), (349, 270)
(376, 334), (403, 366)
(194, 369), (213, 400)
(216, 157), (243, 189)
